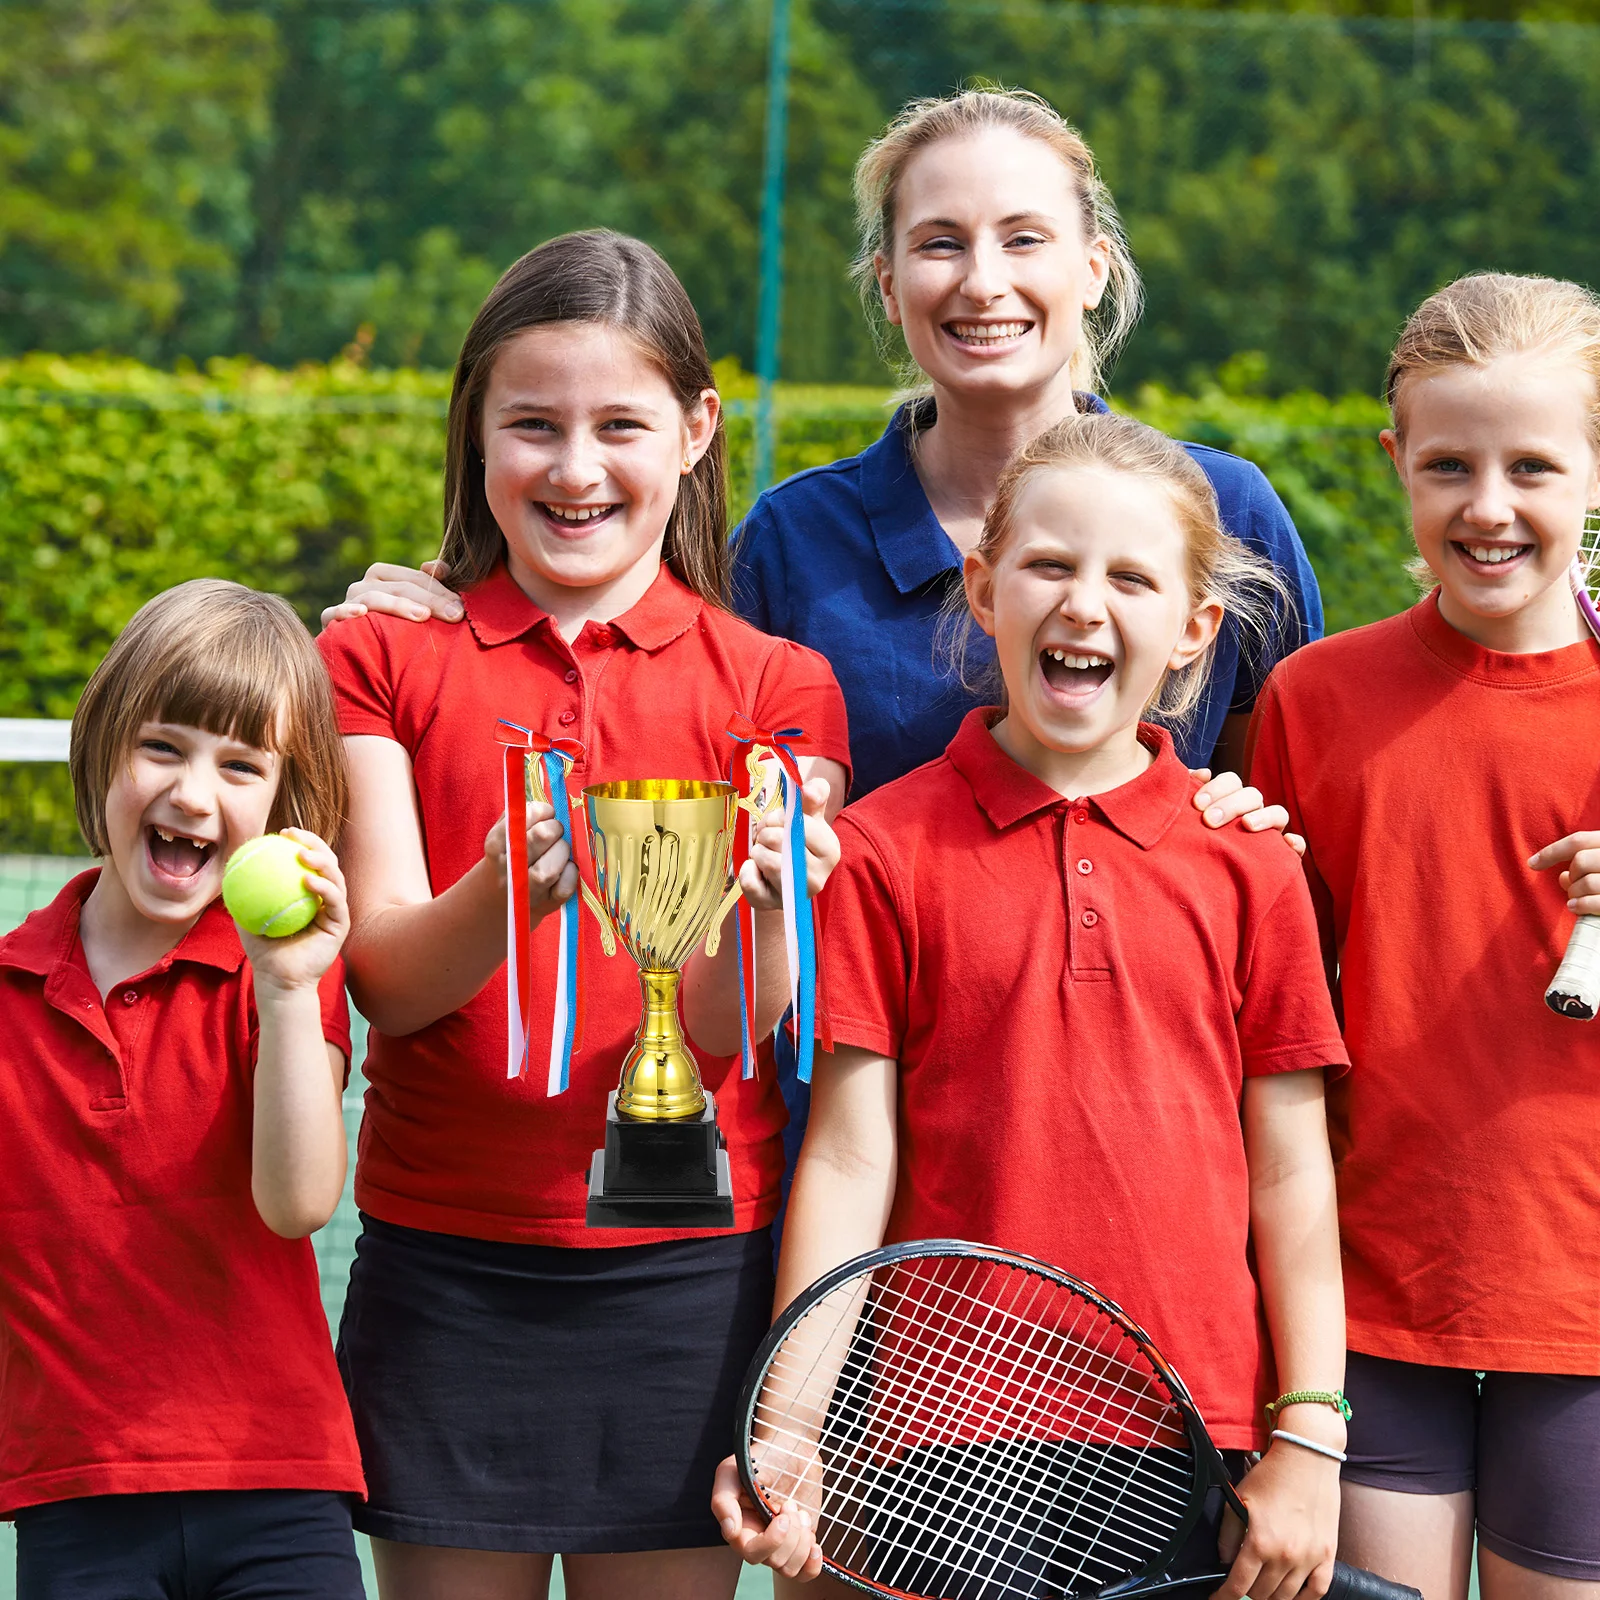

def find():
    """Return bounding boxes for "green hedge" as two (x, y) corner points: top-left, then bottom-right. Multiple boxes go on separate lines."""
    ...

(0, 355), (1414, 853)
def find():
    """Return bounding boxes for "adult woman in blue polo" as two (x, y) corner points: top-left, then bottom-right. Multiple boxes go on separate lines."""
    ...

(329, 89), (1316, 792)
(733, 88), (1317, 794)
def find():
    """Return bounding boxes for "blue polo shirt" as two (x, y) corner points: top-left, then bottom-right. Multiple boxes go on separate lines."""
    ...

(731, 398), (1322, 797)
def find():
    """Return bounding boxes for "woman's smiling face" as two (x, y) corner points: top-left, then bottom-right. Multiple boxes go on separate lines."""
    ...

(479, 320), (717, 606)
(877, 126), (1110, 404)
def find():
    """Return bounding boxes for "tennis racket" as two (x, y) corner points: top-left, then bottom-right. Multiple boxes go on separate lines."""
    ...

(1546, 511), (1600, 1019)
(736, 1242), (1417, 1600)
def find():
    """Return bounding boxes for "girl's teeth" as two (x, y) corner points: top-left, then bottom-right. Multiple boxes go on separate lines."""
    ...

(1047, 648), (1107, 669)
(546, 504), (614, 523)
(1467, 545), (1522, 564)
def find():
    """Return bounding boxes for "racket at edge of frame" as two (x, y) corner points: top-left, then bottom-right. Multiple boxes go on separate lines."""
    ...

(1547, 510), (1600, 1019)
(735, 1241), (1418, 1600)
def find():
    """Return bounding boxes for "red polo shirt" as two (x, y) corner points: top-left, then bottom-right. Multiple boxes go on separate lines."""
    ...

(0, 872), (362, 1515)
(317, 562), (850, 1247)
(1249, 593), (1600, 1373)
(821, 711), (1348, 1448)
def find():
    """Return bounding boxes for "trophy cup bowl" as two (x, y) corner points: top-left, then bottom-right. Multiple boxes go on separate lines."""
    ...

(582, 779), (742, 1228)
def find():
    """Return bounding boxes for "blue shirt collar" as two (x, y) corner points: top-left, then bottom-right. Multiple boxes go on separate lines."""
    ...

(860, 395), (1112, 596)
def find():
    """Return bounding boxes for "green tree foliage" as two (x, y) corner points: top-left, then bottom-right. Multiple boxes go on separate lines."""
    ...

(0, 0), (270, 356)
(10, 1), (1600, 391)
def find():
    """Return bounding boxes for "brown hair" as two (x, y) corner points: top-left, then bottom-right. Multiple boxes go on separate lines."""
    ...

(70, 580), (349, 854)
(437, 229), (729, 605)
(1386, 272), (1600, 445)
(852, 87), (1143, 395)
(944, 411), (1287, 727)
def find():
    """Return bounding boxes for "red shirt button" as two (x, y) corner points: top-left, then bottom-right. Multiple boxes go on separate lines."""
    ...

(564, 669), (578, 684)
(1072, 808), (1090, 825)
(1081, 910), (1099, 928)
(1076, 859), (1093, 875)
(121, 989), (137, 1005)
(591, 626), (613, 647)
(558, 710), (576, 727)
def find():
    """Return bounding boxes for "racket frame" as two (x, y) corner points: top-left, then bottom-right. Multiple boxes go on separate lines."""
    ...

(1548, 517), (1600, 1019)
(735, 1239), (1245, 1600)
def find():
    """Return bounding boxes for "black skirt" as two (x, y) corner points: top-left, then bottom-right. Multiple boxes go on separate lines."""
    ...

(335, 1213), (774, 1553)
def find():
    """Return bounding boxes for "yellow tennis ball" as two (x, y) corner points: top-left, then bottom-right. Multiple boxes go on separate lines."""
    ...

(222, 833), (320, 938)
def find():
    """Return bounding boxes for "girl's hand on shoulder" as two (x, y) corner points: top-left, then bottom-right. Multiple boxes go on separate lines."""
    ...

(710, 1454), (825, 1580)
(484, 803), (578, 919)
(1213, 1438), (1341, 1600)
(319, 559), (464, 630)
(1530, 830), (1600, 915)
(238, 830), (350, 993)
(1192, 768), (1305, 858)
(741, 777), (840, 911)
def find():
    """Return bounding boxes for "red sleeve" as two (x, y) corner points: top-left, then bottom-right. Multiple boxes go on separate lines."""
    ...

(318, 958), (353, 1076)
(1237, 867), (1349, 1080)
(817, 815), (907, 1060)
(1248, 670), (1340, 998)
(752, 638), (853, 794)
(316, 616), (400, 741)
(244, 958), (353, 1081)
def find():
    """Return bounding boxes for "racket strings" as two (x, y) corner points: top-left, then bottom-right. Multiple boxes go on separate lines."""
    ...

(805, 1264), (1186, 1593)
(1573, 510), (1600, 633)
(753, 1270), (1191, 1533)
(802, 1260), (1191, 1595)
(773, 1263), (1186, 1444)
(749, 1256), (1200, 1599)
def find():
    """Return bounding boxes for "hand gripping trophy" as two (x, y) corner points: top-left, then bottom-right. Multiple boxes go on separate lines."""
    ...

(496, 719), (806, 1229)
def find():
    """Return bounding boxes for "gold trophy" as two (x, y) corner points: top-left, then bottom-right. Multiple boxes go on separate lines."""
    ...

(582, 778), (748, 1228)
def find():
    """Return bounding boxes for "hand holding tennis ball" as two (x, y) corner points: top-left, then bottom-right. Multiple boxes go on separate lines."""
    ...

(224, 832), (323, 936)
(224, 830), (349, 991)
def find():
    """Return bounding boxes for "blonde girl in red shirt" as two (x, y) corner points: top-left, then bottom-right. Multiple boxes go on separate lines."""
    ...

(316, 230), (850, 1599)
(714, 409), (1353, 1600)
(1248, 274), (1600, 1599)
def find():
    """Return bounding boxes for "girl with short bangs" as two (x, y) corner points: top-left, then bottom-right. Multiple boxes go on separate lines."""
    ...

(1249, 272), (1600, 1598)
(0, 579), (364, 1599)
(716, 411), (1351, 1600)
(316, 229), (850, 1598)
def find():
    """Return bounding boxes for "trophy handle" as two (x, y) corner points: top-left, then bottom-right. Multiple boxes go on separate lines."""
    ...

(579, 881), (618, 957)
(703, 880), (744, 959)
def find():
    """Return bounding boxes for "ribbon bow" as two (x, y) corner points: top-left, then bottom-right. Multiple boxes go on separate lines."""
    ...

(497, 719), (590, 1094)
(724, 714), (819, 1084)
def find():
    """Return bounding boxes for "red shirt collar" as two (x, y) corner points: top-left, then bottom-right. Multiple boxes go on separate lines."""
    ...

(946, 708), (1194, 850)
(0, 867), (246, 981)
(463, 560), (704, 653)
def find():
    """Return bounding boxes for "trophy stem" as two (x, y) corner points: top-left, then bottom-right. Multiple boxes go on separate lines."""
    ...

(615, 968), (709, 1121)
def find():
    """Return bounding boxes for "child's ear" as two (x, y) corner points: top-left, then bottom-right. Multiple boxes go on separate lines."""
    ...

(963, 549), (999, 639)
(684, 388), (721, 468)
(1379, 428), (1405, 484)
(876, 251), (903, 329)
(1168, 598), (1223, 672)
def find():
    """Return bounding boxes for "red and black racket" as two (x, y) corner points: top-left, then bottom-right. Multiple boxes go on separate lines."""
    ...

(736, 1242), (1418, 1600)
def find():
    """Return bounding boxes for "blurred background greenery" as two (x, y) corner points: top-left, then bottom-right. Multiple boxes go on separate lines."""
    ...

(6, 0), (1598, 843)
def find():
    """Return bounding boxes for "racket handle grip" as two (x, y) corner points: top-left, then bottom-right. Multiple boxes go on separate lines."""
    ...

(1547, 913), (1600, 1020)
(1327, 1560), (1423, 1600)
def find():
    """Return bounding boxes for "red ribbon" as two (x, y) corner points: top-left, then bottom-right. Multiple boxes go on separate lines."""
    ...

(496, 721), (589, 1080)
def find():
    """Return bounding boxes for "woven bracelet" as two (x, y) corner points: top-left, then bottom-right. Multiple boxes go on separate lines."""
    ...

(1265, 1388), (1353, 1422)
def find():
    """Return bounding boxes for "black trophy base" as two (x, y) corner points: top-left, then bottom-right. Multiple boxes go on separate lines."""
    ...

(585, 1090), (735, 1229)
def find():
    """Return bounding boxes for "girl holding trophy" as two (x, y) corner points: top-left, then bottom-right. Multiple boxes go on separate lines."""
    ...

(715, 410), (1352, 1600)
(317, 231), (849, 1598)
